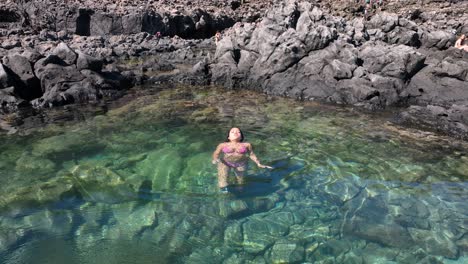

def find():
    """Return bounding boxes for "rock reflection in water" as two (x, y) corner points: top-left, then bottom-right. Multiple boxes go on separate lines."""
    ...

(0, 85), (467, 263)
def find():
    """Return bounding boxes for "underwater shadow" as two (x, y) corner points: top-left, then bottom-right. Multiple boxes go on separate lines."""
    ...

(228, 157), (305, 199)
(137, 180), (161, 203)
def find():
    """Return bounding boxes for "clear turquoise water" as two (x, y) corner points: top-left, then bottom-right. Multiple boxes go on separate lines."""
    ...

(0, 85), (467, 263)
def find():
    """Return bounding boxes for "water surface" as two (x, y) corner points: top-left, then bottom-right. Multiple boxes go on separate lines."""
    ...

(0, 85), (467, 263)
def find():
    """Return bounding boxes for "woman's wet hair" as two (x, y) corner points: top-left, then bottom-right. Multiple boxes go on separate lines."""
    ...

(226, 127), (244, 142)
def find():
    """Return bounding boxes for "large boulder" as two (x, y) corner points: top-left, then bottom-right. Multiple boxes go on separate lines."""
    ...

(0, 87), (27, 113)
(347, 18), (369, 46)
(34, 55), (85, 89)
(397, 104), (468, 140)
(368, 12), (399, 33)
(0, 63), (14, 89)
(359, 44), (426, 80)
(2, 54), (42, 100)
(212, 0), (339, 90)
(405, 61), (468, 106)
(76, 50), (103, 72)
(420, 30), (456, 50)
(51, 42), (78, 65)
(32, 54), (103, 107)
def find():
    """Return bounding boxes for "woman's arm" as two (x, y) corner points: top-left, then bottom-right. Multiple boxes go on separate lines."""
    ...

(212, 143), (223, 164)
(247, 143), (273, 169)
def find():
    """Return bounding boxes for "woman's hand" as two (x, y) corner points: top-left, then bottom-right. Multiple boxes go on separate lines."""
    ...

(258, 164), (273, 169)
(212, 159), (220, 165)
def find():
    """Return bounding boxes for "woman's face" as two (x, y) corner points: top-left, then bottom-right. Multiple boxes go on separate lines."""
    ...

(228, 128), (242, 141)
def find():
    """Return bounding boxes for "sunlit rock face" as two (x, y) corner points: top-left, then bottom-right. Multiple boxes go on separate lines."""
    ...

(1, 0), (238, 38)
(1, 0), (467, 139)
(212, 0), (432, 108)
(210, 0), (468, 139)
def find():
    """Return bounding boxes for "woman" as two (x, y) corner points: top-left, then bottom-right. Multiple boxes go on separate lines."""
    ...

(212, 127), (272, 193)
(455, 34), (468, 51)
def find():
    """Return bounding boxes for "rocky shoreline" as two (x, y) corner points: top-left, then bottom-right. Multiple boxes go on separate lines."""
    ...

(0, 0), (468, 139)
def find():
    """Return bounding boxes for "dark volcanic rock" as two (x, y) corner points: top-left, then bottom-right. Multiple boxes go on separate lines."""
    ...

(4, 0), (238, 39)
(397, 104), (468, 140)
(0, 87), (27, 113)
(209, 0), (468, 138)
(76, 50), (103, 72)
(0, 38), (131, 110)
(0, 63), (15, 88)
(210, 1), (432, 111)
(0, 0), (467, 139)
(2, 54), (42, 100)
(405, 64), (468, 107)
(51, 42), (78, 65)
(359, 43), (426, 80)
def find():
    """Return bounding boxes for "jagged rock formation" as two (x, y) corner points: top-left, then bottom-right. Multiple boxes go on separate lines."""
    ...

(0, 0), (251, 38)
(0, 0), (468, 139)
(0, 41), (132, 110)
(210, 0), (468, 139)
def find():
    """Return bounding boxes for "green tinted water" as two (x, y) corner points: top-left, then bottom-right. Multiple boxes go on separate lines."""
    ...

(0, 85), (467, 263)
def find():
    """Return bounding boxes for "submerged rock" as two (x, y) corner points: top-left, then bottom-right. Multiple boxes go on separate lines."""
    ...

(218, 199), (249, 218)
(323, 176), (366, 205)
(224, 221), (243, 247)
(242, 216), (290, 253)
(108, 202), (157, 238)
(136, 148), (183, 191)
(343, 218), (413, 248)
(266, 240), (305, 264)
(22, 209), (74, 236)
(0, 228), (28, 252)
(32, 131), (103, 157)
(178, 152), (213, 192)
(185, 246), (224, 264)
(0, 175), (74, 211)
(69, 164), (136, 203)
(15, 152), (56, 175)
(408, 228), (459, 259)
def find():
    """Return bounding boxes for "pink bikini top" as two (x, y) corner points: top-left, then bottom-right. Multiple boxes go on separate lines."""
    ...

(222, 144), (248, 154)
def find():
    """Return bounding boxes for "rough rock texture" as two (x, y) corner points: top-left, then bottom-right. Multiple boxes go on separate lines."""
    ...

(210, 0), (468, 139)
(0, 0), (468, 139)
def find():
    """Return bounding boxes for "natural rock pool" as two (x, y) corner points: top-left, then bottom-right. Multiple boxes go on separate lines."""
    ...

(0, 85), (467, 263)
